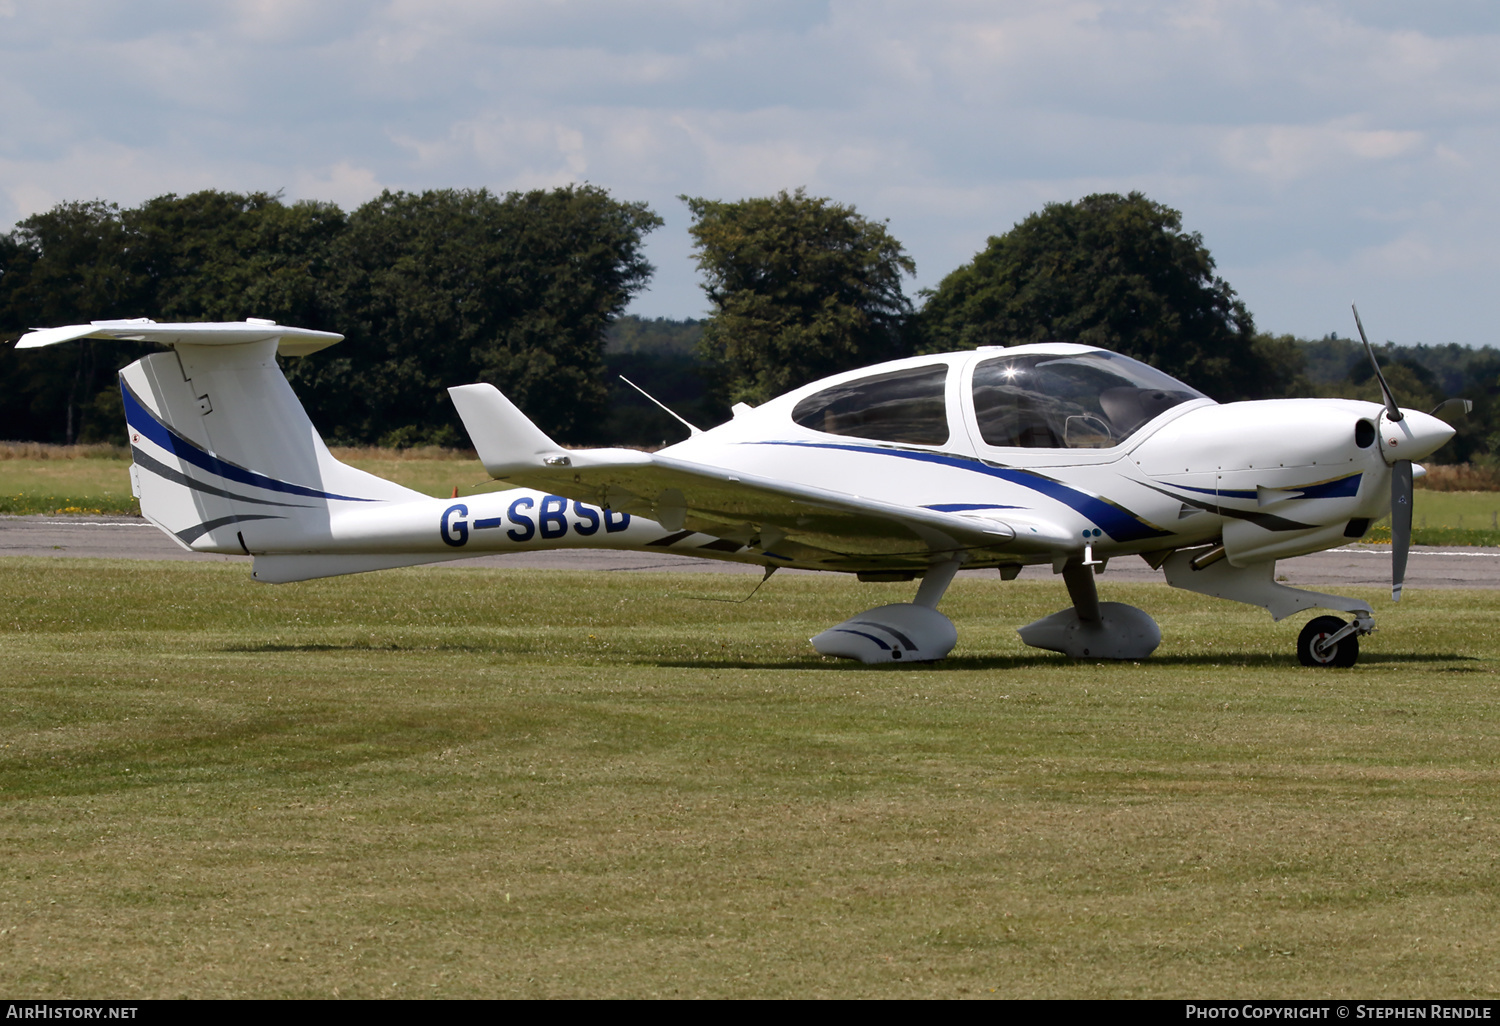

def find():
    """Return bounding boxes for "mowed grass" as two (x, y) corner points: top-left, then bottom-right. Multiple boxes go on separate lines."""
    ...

(1369, 489), (1500, 546)
(1, 559), (1498, 998)
(0, 452), (141, 516)
(0, 449), (491, 515)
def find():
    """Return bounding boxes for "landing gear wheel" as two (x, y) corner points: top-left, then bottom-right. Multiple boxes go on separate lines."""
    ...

(1297, 615), (1359, 668)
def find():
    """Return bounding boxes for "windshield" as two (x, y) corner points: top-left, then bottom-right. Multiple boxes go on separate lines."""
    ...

(971, 351), (1206, 449)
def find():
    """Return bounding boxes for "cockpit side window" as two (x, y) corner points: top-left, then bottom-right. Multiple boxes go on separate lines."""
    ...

(792, 364), (949, 445)
(972, 352), (1205, 449)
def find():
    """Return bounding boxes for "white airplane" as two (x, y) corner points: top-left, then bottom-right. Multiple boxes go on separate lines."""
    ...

(17, 312), (1456, 668)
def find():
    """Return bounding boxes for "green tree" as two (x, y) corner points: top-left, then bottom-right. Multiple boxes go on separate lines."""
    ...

(601, 316), (719, 447)
(917, 192), (1278, 401)
(0, 192), (347, 444)
(1293, 336), (1500, 464)
(605, 314), (704, 357)
(0, 201), (152, 443)
(1248, 332), (1314, 398)
(126, 190), (346, 327)
(288, 186), (662, 446)
(683, 188), (915, 405)
(3, 186), (661, 447)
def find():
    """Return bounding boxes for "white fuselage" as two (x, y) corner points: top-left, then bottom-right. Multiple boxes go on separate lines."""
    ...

(279, 344), (1448, 578)
(654, 349), (1402, 570)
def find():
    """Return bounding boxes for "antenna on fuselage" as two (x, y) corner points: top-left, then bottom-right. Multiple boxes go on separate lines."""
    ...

(676, 564), (778, 604)
(619, 375), (702, 437)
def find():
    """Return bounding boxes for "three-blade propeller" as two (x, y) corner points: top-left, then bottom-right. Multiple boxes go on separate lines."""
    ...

(1351, 304), (1411, 602)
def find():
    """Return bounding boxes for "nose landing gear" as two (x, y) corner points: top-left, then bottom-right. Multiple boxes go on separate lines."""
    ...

(1297, 614), (1374, 668)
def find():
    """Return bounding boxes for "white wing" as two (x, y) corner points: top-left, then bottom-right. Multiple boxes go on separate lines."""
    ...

(450, 383), (1073, 570)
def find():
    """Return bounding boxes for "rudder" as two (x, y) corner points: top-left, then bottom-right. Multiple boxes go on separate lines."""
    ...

(122, 337), (423, 553)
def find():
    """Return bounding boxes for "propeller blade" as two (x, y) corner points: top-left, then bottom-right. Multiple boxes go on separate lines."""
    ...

(1352, 304), (1403, 423)
(1430, 397), (1473, 421)
(1391, 458), (1413, 602)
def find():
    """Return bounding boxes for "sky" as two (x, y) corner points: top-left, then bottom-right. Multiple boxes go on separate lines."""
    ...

(2, 0), (1498, 347)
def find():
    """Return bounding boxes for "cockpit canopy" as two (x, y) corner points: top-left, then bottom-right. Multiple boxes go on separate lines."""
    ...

(970, 351), (1207, 448)
(790, 349), (1207, 450)
(792, 363), (950, 445)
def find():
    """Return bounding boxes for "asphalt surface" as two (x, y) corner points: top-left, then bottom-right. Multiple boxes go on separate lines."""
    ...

(3, 514), (1497, 590)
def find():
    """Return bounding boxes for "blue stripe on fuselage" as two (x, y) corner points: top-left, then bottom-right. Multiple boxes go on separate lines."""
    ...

(121, 379), (376, 503)
(1292, 474), (1364, 499)
(748, 440), (1169, 543)
(1171, 473), (1363, 501)
(923, 503), (1026, 512)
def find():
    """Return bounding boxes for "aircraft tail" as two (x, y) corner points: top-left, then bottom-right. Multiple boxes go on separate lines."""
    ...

(19, 320), (425, 554)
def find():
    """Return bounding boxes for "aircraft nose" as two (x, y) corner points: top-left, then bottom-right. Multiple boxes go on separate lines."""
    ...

(1381, 409), (1455, 463)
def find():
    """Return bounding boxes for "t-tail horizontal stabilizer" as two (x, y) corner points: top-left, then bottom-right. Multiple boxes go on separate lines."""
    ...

(28, 319), (425, 554)
(17, 318), (343, 357)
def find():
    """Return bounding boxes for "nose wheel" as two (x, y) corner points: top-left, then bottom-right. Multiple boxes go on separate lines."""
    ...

(1297, 614), (1371, 668)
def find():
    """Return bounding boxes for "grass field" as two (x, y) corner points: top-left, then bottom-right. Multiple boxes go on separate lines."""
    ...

(0, 447), (499, 516)
(2, 559), (1497, 998)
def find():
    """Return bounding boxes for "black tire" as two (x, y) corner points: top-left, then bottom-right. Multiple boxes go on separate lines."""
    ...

(1297, 615), (1359, 668)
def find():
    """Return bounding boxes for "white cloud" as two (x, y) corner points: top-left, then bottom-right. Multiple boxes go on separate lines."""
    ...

(1218, 123), (1425, 183)
(289, 161), (385, 210)
(0, 141), (279, 228)
(1, 1), (1499, 343)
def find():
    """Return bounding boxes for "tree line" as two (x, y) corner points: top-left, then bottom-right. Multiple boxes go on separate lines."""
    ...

(0, 187), (659, 446)
(3, 186), (1497, 464)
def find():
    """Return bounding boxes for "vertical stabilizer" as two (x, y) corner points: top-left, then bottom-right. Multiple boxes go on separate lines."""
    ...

(120, 339), (426, 549)
(120, 339), (424, 553)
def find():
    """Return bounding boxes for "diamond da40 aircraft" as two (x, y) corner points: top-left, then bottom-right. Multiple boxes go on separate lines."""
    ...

(19, 311), (1457, 667)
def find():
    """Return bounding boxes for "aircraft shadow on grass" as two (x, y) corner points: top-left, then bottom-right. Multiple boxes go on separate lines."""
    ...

(222, 640), (1483, 670)
(622, 651), (1485, 672)
(223, 641), (490, 654)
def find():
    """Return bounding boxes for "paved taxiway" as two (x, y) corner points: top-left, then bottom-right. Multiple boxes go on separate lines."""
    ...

(3, 515), (1496, 590)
